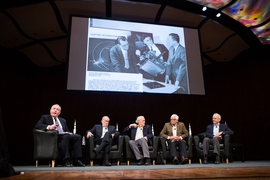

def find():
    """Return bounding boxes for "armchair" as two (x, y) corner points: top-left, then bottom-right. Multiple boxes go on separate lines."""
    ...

(160, 135), (193, 164)
(33, 129), (60, 168)
(124, 135), (159, 165)
(85, 135), (124, 166)
(194, 133), (230, 164)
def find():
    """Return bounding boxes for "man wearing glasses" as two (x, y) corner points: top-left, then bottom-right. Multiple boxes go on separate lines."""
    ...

(110, 36), (139, 73)
(160, 114), (189, 165)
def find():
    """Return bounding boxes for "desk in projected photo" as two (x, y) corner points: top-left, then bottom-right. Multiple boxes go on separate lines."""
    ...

(143, 79), (180, 94)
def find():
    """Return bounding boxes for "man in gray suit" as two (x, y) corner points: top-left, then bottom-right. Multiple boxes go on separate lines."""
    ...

(165, 33), (188, 93)
(86, 116), (120, 166)
(122, 116), (153, 165)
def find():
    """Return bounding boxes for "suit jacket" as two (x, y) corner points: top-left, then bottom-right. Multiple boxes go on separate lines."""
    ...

(160, 122), (188, 142)
(87, 124), (120, 142)
(122, 125), (153, 146)
(165, 44), (187, 89)
(109, 44), (139, 73)
(35, 114), (70, 132)
(205, 123), (234, 139)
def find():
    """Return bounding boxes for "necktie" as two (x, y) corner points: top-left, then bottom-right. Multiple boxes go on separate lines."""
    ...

(54, 118), (63, 134)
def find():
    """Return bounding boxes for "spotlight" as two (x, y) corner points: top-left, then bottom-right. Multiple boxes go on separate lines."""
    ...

(202, 7), (207, 11)
(216, 13), (221, 17)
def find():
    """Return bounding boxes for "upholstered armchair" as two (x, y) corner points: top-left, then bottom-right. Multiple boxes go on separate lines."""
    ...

(124, 135), (159, 165)
(194, 133), (231, 164)
(33, 129), (60, 168)
(85, 135), (124, 166)
(160, 135), (193, 164)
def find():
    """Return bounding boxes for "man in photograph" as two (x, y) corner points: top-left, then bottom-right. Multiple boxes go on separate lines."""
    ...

(165, 33), (188, 93)
(110, 36), (139, 73)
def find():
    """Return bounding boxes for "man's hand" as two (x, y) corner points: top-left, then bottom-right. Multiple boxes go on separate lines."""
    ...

(215, 132), (223, 139)
(111, 133), (115, 139)
(174, 81), (179, 87)
(49, 124), (57, 130)
(129, 123), (137, 128)
(86, 132), (94, 138)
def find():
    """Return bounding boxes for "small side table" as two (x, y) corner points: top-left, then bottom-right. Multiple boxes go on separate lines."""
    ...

(230, 143), (245, 162)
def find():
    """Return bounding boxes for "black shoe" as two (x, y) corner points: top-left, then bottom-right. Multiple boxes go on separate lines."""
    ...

(73, 160), (85, 167)
(102, 160), (111, 166)
(93, 147), (101, 155)
(203, 159), (208, 164)
(144, 158), (151, 165)
(173, 158), (179, 165)
(180, 157), (188, 165)
(63, 161), (72, 167)
(137, 159), (144, 165)
(215, 156), (220, 164)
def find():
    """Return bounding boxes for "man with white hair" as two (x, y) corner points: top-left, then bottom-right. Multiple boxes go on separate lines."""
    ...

(160, 114), (189, 165)
(122, 116), (153, 165)
(202, 113), (234, 164)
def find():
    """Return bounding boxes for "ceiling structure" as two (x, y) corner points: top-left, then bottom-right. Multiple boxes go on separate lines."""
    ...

(0, 0), (269, 68)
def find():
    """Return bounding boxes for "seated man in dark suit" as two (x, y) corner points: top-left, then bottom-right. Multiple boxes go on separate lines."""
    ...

(122, 116), (153, 165)
(86, 116), (120, 166)
(203, 113), (234, 164)
(34, 104), (85, 167)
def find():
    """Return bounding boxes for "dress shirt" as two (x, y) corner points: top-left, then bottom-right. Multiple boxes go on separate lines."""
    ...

(101, 126), (108, 138)
(213, 123), (220, 136)
(135, 127), (143, 141)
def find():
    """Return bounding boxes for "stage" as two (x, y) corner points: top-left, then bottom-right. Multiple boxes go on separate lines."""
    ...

(3, 161), (270, 179)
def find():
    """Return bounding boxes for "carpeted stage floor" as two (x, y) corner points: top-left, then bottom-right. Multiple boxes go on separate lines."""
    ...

(2, 161), (270, 179)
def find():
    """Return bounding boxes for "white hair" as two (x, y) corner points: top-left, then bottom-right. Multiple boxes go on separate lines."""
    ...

(170, 114), (179, 120)
(213, 113), (221, 120)
(135, 116), (144, 123)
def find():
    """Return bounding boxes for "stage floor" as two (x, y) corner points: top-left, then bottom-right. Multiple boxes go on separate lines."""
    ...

(3, 161), (270, 179)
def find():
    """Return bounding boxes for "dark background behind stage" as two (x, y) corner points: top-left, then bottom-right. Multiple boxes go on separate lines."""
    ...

(0, 44), (270, 165)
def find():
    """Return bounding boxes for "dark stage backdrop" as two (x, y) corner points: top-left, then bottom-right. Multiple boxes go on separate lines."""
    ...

(0, 45), (270, 165)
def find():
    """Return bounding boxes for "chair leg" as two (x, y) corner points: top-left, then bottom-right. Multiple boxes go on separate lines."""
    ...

(51, 160), (55, 168)
(117, 160), (120, 166)
(226, 158), (229, 164)
(36, 160), (38, 167)
(199, 158), (202, 164)
(127, 160), (130, 166)
(90, 160), (93, 166)
(152, 160), (155, 165)
(189, 159), (191, 164)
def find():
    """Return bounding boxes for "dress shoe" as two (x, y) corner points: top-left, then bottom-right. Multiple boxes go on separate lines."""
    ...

(137, 159), (144, 165)
(180, 157), (188, 165)
(73, 160), (85, 167)
(173, 158), (179, 165)
(63, 161), (72, 167)
(144, 158), (151, 165)
(215, 156), (220, 164)
(102, 160), (111, 166)
(93, 147), (101, 155)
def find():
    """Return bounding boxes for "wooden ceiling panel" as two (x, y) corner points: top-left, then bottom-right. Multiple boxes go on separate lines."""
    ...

(0, 12), (32, 48)
(6, 2), (66, 40)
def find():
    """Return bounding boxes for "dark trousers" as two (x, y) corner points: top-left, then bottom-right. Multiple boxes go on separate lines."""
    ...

(95, 132), (112, 161)
(58, 134), (82, 161)
(169, 141), (187, 158)
(203, 137), (220, 157)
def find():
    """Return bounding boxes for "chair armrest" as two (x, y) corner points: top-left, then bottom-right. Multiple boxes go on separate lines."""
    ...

(159, 136), (168, 155)
(124, 135), (134, 159)
(85, 136), (95, 160)
(186, 135), (193, 158)
(33, 129), (59, 159)
(223, 134), (231, 157)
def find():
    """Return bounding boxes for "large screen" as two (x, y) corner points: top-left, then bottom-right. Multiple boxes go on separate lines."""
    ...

(67, 16), (205, 95)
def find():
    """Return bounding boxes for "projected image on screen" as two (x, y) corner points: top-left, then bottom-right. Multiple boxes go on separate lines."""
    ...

(67, 17), (205, 95)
